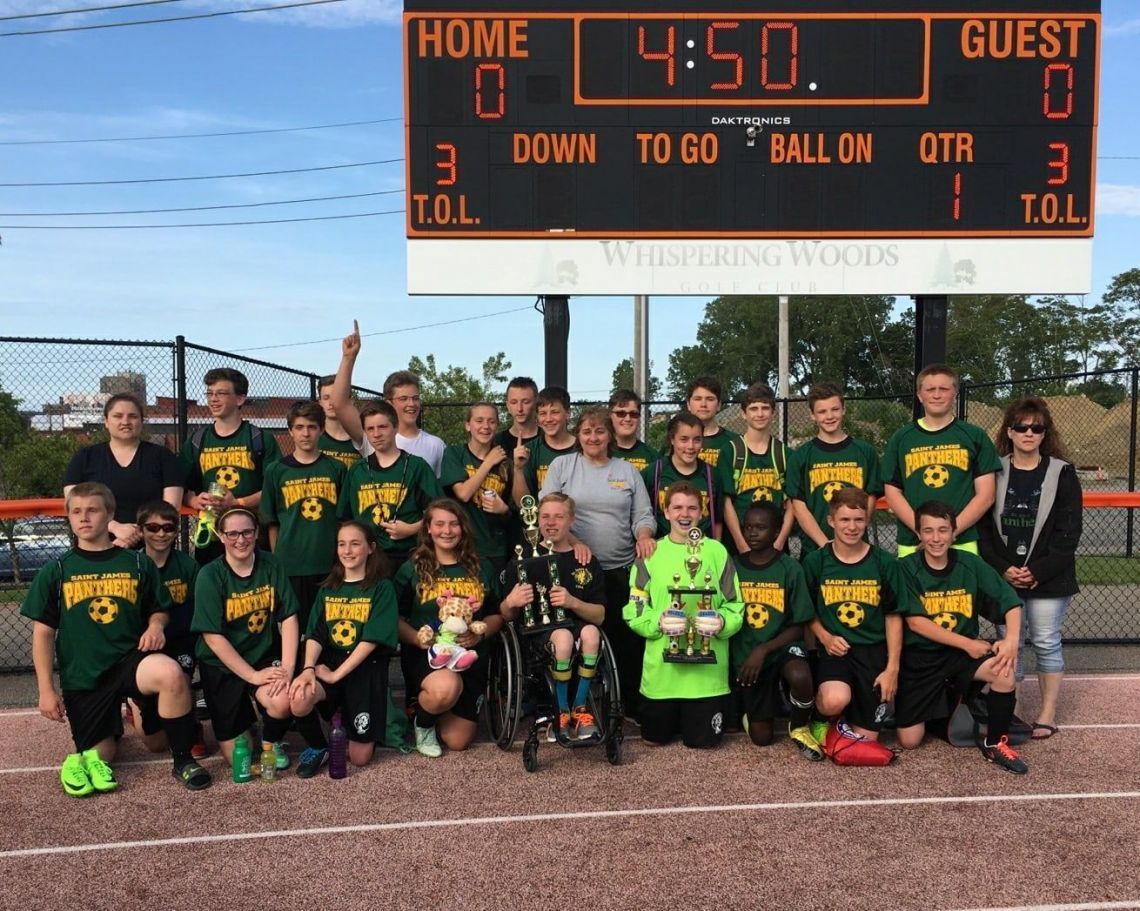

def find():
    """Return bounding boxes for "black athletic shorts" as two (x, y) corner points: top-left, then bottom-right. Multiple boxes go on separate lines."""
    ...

(400, 649), (484, 724)
(640, 694), (726, 749)
(198, 658), (277, 742)
(319, 655), (390, 744)
(895, 646), (987, 729)
(737, 645), (811, 722)
(136, 634), (197, 737)
(63, 650), (149, 751)
(816, 643), (890, 732)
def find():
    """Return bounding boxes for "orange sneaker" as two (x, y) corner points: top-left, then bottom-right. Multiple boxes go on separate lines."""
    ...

(572, 708), (599, 740)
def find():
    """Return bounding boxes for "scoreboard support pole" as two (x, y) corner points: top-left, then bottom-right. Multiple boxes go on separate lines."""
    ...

(912, 294), (948, 418)
(634, 295), (650, 440)
(543, 295), (570, 390)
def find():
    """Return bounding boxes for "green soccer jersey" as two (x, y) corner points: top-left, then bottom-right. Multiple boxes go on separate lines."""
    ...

(719, 435), (789, 527)
(318, 432), (362, 472)
(787, 436), (883, 554)
(882, 419), (1000, 548)
(440, 444), (513, 560)
(731, 553), (814, 671)
(613, 439), (658, 474)
(899, 550), (1021, 650)
(338, 451), (443, 555)
(305, 579), (398, 656)
(180, 420), (281, 499)
(261, 454), (347, 576)
(156, 549), (199, 638)
(191, 550), (299, 669)
(525, 436), (577, 494)
(801, 544), (906, 646)
(393, 559), (501, 661)
(21, 547), (172, 691)
(698, 427), (740, 471)
(642, 457), (723, 538)
(623, 536), (743, 699)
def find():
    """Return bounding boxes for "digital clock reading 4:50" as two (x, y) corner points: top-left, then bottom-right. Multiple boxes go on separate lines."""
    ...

(403, 1), (1100, 296)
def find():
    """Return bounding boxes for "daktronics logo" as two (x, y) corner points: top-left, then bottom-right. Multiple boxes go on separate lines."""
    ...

(599, 241), (900, 269)
(709, 115), (791, 126)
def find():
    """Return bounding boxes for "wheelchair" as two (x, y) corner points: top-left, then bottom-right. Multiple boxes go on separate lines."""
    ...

(483, 618), (624, 772)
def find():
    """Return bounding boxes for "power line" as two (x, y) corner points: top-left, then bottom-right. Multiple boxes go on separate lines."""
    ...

(0, 189), (402, 216)
(0, 0), (185, 21)
(233, 307), (535, 352)
(0, 157), (401, 187)
(0, 0), (347, 37)
(0, 209), (401, 228)
(0, 117), (400, 146)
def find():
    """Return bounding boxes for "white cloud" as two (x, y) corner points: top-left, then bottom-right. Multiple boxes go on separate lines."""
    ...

(1105, 18), (1140, 37)
(1097, 183), (1140, 216)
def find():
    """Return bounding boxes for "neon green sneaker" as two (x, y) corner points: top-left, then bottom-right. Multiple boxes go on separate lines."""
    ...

(60, 752), (94, 798)
(81, 748), (119, 793)
(809, 719), (830, 747)
(265, 742), (290, 771)
(788, 724), (825, 762)
(414, 725), (442, 758)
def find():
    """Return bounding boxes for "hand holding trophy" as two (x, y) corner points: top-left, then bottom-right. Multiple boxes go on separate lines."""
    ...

(662, 528), (719, 664)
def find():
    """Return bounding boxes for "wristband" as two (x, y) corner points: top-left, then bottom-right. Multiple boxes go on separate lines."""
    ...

(302, 665), (317, 673)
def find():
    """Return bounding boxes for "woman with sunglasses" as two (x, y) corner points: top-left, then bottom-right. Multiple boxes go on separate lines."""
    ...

(191, 508), (300, 770)
(979, 396), (1083, 739)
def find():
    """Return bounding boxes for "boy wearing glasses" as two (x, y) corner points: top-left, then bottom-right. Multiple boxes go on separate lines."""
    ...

(882, 364), (1000, 558)
(609, 388), (657, 472)
(181, 367), (281, 566)
(385, 370), (445, 478)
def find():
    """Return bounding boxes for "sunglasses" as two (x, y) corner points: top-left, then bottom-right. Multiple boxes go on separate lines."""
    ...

(143, 522), (177, 534)
(1010, 423), (1046, 435)
(221, 528), (257, 542)
(611, 409), (639, 419)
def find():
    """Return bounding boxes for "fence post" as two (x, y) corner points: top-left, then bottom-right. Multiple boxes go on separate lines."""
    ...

(1128, 368), (1138, 558)
(309, 374), (318, 401)
(959, 379), (969, 421)
(175, 336), (190, 552)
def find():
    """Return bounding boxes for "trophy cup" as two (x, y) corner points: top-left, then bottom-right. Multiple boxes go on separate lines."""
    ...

(520, 495), (541, 556)
(513, 545), (536, 628)
(662, 528), (718, 664)
(545, 540), (568, 623)
(513, 496), (573, 634)
(535, 583), (553, 625)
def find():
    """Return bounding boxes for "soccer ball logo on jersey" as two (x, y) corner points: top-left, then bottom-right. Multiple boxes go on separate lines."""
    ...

(371, 503), (391, 525)
(822, 481), (844, 503)
(247, 609), (269, 634)
(330, 619), (357, 648)
(88, 596), (119, 625)
(750, 487), (774, 503)
(300, 497), (324, 522)
(932, 612), (958, 632)
(215, 466), (241, 490)
(836, 601), (865, 629)
(745, 603), (770, 630)
(353, 712), (371, 736)
(922, 464), (950, 489)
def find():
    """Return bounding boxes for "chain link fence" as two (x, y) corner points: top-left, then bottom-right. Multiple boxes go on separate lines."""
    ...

(0, 335), (1137, 670)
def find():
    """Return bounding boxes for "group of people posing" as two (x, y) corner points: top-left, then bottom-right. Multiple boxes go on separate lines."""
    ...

(24, 321), (1083, 796)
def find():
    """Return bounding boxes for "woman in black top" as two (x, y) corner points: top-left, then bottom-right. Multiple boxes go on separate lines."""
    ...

(978, 396), (1082, 738)
(63, 393), (183, 548)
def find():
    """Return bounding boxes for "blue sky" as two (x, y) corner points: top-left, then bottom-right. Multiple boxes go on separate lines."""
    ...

(0, 0), (1137, 402)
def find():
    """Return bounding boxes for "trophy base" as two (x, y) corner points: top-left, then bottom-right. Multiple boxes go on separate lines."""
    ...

(519, 617), (575, 636)
(662, 651), (717, 665)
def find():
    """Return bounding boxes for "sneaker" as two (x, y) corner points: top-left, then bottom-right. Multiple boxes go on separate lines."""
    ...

(81, 748), (119, 793)
(809, 719), (830, 746)
(269, 742), (290, 771)
(173, 760), (212, 791)
(190, 739), (210, 761)
(296, 747), (329, 779)
(788, 724), (825, 762)
(60, 753), (94, 798)
(573, 708), (599, 740)
(978, 735), (1028, 775)
(548, 711), (572, 743)
(414, 725), (442, 758)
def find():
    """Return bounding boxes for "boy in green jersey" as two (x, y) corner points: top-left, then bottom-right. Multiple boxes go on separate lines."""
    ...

(643, 412), (723, 540)
(512, 385), (577, 503)
(897, 501), (1027, 774)
(609, 388), (657, 473)
(181, 367), (281, 565)
(317, 373), (363, 471)
(882, 364), (1000, 557)
(495, 375), (541, 452)
(22, 483), (211, 795)
(624, 482), (743, 748)
(686, 375), (739, 470)
(732, 502), (822, 760)
(803, 488), (904, 742)
(788, 382), (882, 557)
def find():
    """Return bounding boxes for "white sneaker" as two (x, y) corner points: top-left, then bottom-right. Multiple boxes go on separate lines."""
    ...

(414, 724), (442, 758)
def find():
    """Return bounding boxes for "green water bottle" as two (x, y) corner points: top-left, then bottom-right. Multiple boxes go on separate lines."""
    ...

(259, 743), (277, 783)
(231, 735), (252, 784)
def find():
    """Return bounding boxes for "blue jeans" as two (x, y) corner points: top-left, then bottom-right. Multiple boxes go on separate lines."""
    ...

(1001, 595), (1072, 680)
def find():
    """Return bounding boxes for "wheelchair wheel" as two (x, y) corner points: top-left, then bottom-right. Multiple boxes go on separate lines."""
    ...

(522, 737), (539, 773)
(605, 735), (622, 766)
(588, 630), (624, 739)
(483, 622), (524, 750)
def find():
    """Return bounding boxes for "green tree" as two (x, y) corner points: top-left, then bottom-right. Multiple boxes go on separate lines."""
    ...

(610, 357), (662, 400)
(407, 352), (511, 445)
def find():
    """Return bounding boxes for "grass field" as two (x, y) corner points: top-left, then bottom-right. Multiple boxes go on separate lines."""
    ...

(1076, 555), (1140, 585)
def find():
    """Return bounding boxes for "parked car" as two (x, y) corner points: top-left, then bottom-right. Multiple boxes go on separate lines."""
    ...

(0, 516), (72, 583)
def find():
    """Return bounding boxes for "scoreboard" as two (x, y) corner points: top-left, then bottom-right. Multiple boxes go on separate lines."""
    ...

(403, 1), (1100, 294)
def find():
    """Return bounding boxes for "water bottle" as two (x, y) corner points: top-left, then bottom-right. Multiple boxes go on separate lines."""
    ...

(259, 743), (277, 783)
(231, 735), (252, 784)
(329, 712), (348, 780)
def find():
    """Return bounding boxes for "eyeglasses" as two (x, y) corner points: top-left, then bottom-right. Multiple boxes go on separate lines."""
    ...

(221, 528), (257, 542)
(1010, 423), (1046, 435)
(392, 394), (421, 404)
(611, 409), (639, 419)
(143, 523), (177, 534)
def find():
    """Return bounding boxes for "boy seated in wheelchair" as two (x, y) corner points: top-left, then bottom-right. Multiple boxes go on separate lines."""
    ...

(499, 493), (607, 741)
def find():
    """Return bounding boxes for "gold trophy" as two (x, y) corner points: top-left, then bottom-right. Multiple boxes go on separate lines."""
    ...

(662, 528), (718, 664)
(513, 497), (572, 633)
(546, 547), (568, 623)
(520, 494), (541, 556)
(513, 545), (536, 628)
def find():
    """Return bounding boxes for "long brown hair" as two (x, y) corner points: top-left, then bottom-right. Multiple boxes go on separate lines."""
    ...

(410, 498), (481, 586)
(322, 520), (390, 590)
(995, 395), (1069, 461)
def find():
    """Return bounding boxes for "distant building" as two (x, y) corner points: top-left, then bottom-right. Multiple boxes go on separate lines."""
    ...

(100, 370), (146, 402)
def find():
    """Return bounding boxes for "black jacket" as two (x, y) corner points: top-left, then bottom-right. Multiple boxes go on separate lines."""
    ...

(977, 456), (1082, 598)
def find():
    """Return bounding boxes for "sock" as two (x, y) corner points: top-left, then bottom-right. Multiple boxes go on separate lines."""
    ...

(810, 707), (830, 724)
(294, 712), (328, 749)
(789, 694), (814, 731)
(415, 706), (440, 730)
(986, 690), (1016, 744)
(552, 658), (572, 711)
(572, 653), (598, 708)
(160, 710), (196, 767)
(261, 714), (290, 745)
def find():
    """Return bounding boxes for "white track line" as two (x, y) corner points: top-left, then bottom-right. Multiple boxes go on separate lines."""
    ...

(2, 790), (1138, 860)
(947, 902), (1140, 911)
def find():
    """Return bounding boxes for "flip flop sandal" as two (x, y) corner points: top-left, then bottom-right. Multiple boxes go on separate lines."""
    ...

(1031, 723), (1059, 739)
